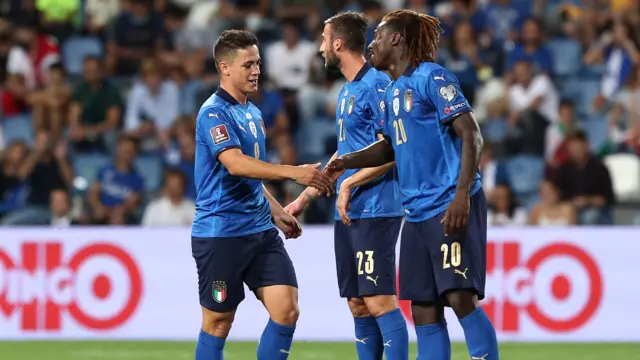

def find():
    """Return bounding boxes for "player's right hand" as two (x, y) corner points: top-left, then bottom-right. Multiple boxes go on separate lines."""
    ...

(292, 163), (334, 195)
(325, 158), (347, 174)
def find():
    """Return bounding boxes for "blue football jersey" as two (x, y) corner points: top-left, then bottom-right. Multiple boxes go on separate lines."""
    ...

(335, 63), (403, 220)
(381, 63), (482, 222)
(191, 87), (274, 238)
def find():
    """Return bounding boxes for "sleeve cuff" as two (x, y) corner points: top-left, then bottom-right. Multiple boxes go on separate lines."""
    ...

(441, 109), (472, 125)
(214, 145), (241, 160)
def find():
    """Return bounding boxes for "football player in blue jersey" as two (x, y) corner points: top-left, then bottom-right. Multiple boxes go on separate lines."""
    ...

(191, 30), (334, 360)
(326, 10), (500, 360)
(285, 12), (408, 360)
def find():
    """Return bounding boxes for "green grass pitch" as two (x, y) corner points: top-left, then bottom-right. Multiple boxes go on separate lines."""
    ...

(0, 341), (638, 359)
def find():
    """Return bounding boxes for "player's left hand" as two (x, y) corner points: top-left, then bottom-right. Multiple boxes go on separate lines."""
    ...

(275, 212), (303, 239)
(337, 181), (352, 225)
(441, 191), (470, 236)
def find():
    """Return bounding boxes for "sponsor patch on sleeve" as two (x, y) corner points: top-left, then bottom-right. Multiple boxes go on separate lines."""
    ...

(210, 124), (230, 145)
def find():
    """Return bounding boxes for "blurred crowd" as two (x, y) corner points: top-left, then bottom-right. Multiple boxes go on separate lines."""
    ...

(0, 0), (639, 227)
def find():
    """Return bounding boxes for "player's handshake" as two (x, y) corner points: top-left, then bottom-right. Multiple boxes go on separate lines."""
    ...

(290, 163), (334, 195)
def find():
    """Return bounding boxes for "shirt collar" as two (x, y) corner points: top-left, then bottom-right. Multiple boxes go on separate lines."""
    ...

(353, 62), (372, 82)
(215, 86), (239, 105)
(403, 64), (417, 77)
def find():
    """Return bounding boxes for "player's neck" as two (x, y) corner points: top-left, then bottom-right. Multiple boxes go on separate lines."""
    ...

(340, 53), (367, 82)
(220, 83), (248, 105)
(389, 58), (411, 80)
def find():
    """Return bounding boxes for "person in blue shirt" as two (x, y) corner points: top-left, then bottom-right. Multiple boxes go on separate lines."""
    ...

(191, 30), (333, 360)
(327, 10), (499, 360)
(285, 12), (408, 360)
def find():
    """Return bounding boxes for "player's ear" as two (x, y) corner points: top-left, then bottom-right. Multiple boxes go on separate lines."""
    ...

(390, 32), (402, 47)
(333, 37), (344, 52)
(218, 60), (231, 77)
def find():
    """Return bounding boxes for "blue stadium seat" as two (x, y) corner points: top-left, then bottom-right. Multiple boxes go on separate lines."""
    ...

(547, 38), (582, 77)
(62, 36), (104, 76)
(2, 114), (34, 147)
(72, 153), (111, 194)
(505, 155), (545, 209)
(135, 155), (164, 194)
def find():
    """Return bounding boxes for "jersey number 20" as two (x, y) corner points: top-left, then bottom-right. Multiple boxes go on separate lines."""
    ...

(393, 119), (408, 145)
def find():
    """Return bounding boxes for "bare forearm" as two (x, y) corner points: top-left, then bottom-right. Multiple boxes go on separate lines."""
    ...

(227, 154), (294, 181)
(457, 129), (483, 193)
(345, 162), (395, 188)
(341, 139), (394, 169)
(263, 185), (285, 216)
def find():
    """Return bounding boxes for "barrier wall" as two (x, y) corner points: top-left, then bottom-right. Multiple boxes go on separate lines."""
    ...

(0, 226), (638, 342)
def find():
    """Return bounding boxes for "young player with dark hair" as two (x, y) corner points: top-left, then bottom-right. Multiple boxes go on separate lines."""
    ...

(191, 29), (333, 360)
(327, 10), (500, 360)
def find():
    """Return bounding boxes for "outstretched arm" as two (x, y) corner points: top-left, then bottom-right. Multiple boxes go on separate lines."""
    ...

(340, 138), (395, 169)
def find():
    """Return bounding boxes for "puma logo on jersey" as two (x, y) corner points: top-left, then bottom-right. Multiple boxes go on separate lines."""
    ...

(366, 276), (378, 286)
(384, 340), (392, 347)
(355, 337), (368, 344)
(280, 349), (290, 354)
(471, 354), (488, 360)
(455, 268), (468, 279)
(434, 74), (445, 81)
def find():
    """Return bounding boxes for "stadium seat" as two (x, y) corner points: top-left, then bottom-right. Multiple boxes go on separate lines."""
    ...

(603, 153), (640, 201)
(72, 153), (111, 194)
(1, 114), (34, 147)
(547, 38), (582, 77)
(62, 36), (104, 76)
(135, 155), (164, 194)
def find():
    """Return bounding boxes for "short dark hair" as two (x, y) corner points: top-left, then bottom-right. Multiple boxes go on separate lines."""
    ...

(566, 129), (588, 143)
(213, 30), (259, 66)
(324, 12), (369, 53)
(164, 168), (187, 191)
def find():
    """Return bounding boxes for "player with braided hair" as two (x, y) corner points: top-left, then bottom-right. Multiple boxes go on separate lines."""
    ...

(326, 9), (500, 360)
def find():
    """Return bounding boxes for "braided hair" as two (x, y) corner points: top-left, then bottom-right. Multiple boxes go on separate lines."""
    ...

(382, 10), (443, 66)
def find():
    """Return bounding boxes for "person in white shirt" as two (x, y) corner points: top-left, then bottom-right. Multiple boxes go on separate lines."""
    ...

(142, 169), (195, 227)
(50, 189), (73, 227)
(508, 60), (559, 125)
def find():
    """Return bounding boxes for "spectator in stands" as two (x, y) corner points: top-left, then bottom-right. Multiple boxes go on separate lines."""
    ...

(35, 0), (80, 42)
(584, 20), (640, 110)
(546, 99), (579, 167)
(509, 60), (558, 126)
(438, 20), (483, 106)
(1, 73), (28, 117)
(554, 130), (616, 225)
(7, 24), (60, 89)
(85, 0), (120, 36)
(529, 180), (576, 226)
(484, 0), (531, 45)
(68, 56), (123, 154)
(0, 29), (12, 85)
(49, 189), (75, 227)
(106, 0), (164, 76)
(609, 65), (640, 151)
(505, 18), (553, 78)
(124, 58), (179, 152)
(487, 184), (527, 226)
(168, 56), (206, 117)
(0, 141), (27, 217)
(88, 136), (144, 225)
(141, 168), (195, 226)
(506, 60), (557, 158)
(265, 18), (317, 129)
(2, 131), (73, 225)
(28, 63), (71, 139)
(166, 128), (196, 200)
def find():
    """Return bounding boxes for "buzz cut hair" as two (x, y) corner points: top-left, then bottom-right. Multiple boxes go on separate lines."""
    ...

(324, 12), (369, 53)
(213, 30), (259, 69)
